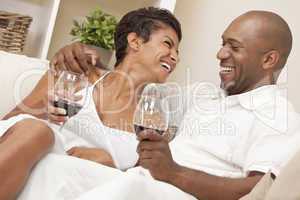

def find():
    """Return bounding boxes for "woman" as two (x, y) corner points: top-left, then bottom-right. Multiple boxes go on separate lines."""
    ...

(0, 7), (181, 199)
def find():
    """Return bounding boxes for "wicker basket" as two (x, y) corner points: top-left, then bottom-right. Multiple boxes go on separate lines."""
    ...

(0, 10), (32, 54)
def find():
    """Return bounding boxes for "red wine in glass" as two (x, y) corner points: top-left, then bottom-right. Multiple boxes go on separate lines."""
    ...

(134, 124), (165, 136)
(52, 99), (83, 117)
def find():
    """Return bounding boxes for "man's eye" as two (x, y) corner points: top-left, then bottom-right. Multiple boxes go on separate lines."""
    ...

(232, 46), (240, 51)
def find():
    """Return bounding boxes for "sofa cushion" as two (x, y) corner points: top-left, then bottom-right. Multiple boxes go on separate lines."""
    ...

(0, 51), (48, 118)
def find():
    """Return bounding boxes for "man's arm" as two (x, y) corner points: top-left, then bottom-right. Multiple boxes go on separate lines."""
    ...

(50, 42), (106, 74)
(137, 131), (264, 200)
(169, 165), (263, 200)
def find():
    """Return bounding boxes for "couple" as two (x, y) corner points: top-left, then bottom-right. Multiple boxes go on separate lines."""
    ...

(0, 6), (299, 200)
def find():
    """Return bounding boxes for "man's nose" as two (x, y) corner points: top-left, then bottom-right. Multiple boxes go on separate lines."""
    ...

(217, 46), (230, 60)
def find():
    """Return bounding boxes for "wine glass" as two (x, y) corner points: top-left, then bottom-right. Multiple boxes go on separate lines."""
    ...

(131, 83), (169, 175)
(51, 70), (88, 121)
(160, 83), (183, 141)
(133, 83), (169, 138)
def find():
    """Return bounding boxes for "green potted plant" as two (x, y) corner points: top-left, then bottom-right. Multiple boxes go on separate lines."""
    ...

(70, 8), (117, 66)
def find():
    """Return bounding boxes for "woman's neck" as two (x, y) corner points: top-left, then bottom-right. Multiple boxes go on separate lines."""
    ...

(106, 61), (152, 100)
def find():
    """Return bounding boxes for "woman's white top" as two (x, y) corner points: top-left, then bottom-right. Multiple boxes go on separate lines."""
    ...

(60, 71), (139, 170)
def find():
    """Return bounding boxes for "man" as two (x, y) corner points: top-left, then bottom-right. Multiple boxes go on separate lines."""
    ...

(48, 10), (299, 200)
(136, 10), (300, 200)
(134, 11), (298, 200)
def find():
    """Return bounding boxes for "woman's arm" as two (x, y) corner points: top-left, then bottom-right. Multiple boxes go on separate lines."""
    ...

(3, 41), (107, 121)
(67, 147), (116, 168)
(2, 70), (56, 120)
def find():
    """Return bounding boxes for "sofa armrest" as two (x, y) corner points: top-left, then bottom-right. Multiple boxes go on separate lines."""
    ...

(0, 51), (48, 118)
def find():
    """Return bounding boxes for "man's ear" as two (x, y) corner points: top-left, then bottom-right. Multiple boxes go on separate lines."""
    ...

(262, 50), (280, 70)
(127, 32), (143, 51)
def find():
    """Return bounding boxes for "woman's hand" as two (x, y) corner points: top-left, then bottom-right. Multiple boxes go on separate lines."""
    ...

(67, 147), (115, 168)
(50, 42), (104, 75)
(45, 91), (68, 124)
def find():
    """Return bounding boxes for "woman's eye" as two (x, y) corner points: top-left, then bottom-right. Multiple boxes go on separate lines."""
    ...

(164, 41), (172, 48)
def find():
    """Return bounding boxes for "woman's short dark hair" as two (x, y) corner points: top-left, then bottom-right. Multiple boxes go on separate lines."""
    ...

(114, 7), (182, 66)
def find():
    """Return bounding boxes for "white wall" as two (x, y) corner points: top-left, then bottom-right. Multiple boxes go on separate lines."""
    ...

(47, 0), (158, 62)
(155, 0), (177, 11)
(170, 0), (300, 111)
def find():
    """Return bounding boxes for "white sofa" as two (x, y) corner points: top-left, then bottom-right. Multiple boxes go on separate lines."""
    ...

(0, 51), (48, 118)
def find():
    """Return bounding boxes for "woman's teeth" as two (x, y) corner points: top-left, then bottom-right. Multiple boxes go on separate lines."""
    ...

(161, 62), (171, 73)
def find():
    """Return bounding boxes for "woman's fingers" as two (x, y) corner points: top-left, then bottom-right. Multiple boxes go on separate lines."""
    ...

(47, 99), (68, 124)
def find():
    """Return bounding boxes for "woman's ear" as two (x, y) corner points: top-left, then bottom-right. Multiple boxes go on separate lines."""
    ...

(262, 50), (280, 70)
(127, 32), (143, 51)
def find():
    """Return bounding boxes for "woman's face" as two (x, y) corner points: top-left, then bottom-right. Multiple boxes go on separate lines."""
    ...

(136, 25), (180, 83)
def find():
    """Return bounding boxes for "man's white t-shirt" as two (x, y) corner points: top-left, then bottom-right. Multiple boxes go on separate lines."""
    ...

(170, 84), (300, 178)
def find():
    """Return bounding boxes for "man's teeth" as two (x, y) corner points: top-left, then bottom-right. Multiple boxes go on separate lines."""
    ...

(161, 62), (171, 72)
(220, 66), (235, 73)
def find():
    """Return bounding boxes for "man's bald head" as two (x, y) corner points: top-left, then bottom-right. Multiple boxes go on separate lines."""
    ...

(217, 11), (293, 95)
(233, 10), (293, 68)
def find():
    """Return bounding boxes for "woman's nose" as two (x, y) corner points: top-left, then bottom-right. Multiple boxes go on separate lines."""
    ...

(170, 50), (179, 64)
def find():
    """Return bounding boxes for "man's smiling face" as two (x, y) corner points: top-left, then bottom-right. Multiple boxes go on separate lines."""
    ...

(217, 16), (268, 95)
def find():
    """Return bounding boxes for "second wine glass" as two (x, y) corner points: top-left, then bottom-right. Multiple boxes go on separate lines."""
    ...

(133, 83), (169, 137)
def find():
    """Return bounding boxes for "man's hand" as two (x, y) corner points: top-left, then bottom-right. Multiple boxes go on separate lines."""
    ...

(137, 130), (264, 200)
(67, 147), (115, 168)
(137, 129), (181, 182)
(50, 42), (104, 74)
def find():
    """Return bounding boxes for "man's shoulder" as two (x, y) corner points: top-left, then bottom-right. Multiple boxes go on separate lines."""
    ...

(252, 93), (300, 135)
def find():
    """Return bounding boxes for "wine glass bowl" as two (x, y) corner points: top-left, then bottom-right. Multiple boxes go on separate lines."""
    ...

(134, 83), (184, 141)
(133, 83), (169, 137)
(51, 70), (88, 118)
